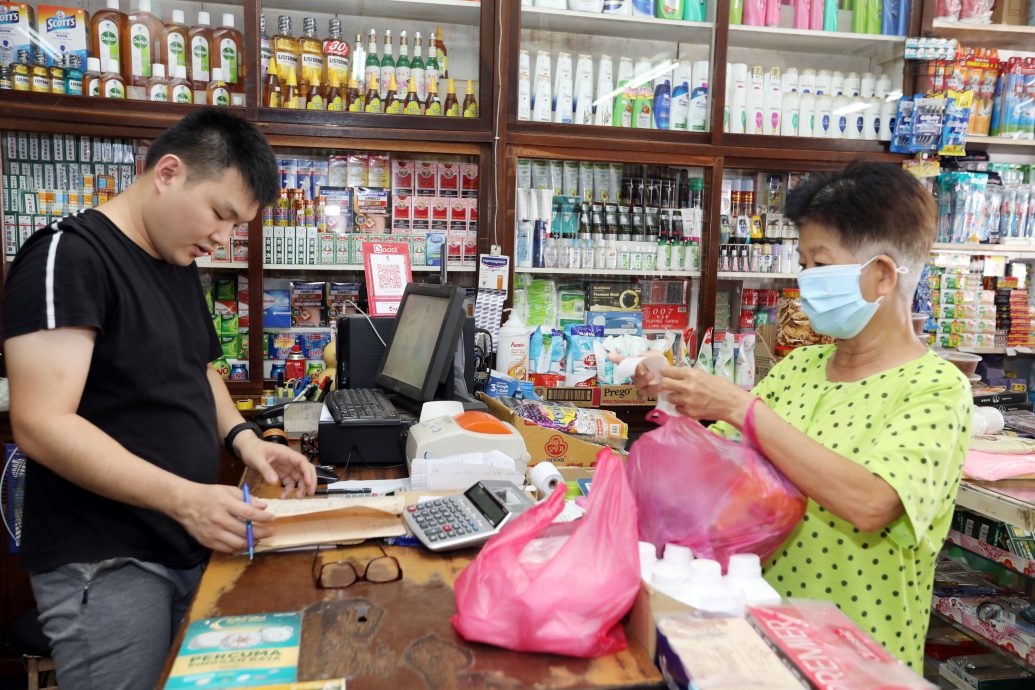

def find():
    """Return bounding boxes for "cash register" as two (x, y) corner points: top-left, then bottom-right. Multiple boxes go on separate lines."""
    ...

(318, 283), (486, 466)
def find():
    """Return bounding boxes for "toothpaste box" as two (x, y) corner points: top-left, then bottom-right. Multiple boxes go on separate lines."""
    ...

(0, 3), (32, 67)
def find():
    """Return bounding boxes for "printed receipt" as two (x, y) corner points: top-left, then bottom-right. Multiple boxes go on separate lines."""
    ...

(263, 496), (406, 518)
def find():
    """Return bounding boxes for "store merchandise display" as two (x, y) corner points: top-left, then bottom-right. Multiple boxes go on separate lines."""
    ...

(518, 51), (710, 131)
(953, 509), (1035, 562)
(729, 0), (912, 35)
(203, 273), (252, 381)
(935, 0), (1035, 24)
(263, 154), (479, 268)
(526, 0), (708, 23)
(0, 1), (243, 105)
(724, 63), (898, 140)
(919, 45), (1035, 140)
(719, 171), (800, 273)
(1, 132), (140, 257)
(515, 160), (705, 271)
(262, 18), (476, 116)
(934, 164), (1035, 244)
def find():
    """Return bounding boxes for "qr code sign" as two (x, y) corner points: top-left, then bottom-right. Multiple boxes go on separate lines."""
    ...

(378, 264), (404, 290)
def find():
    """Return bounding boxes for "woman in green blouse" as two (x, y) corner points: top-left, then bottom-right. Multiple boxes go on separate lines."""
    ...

(632, 162), (971, 670)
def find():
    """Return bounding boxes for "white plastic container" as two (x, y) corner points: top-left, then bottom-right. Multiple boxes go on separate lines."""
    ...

(570, 0), (605, 9)
(517, 49), (531, 120)
(781, 90), (800, 136)
(860, 71), (876, 99)
(496, 310), (530, 379)
(799, 91), (816, 137)
(603, 0), (633, 15)
(553, 52), (574, 124)
(815, 94), (833, 138)
(685, 559), (745, 616)
(725, 553), (781, 606)
(746, 65), (764, 135)
(535, 0), (568, 8)
(689, 60), (709, 132)
(763, 66), (782, 135)
(799, 68), (816, 95)
(729, 63), (748, 134)
(594, 55), (614, 126)
(879, 98), (896, 141)
(863, 98), (879, 140)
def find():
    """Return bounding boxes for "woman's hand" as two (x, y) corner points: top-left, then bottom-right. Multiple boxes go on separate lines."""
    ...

(658, 365), (754, 426)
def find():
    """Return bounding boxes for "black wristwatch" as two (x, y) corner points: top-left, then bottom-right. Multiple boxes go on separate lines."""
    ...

(224, 421), (262, 457)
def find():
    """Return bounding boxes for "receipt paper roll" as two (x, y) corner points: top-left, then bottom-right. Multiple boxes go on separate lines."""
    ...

(531, 461), (564, 495)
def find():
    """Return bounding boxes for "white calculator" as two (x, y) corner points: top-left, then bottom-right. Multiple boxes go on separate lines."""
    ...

(403, 480), (535, 552)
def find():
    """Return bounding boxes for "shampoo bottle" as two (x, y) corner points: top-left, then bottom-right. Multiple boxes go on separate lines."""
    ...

(603, 0), (634, 15)
(683, 0), (706, 20)
(764, 66), (782, 135)
(799, 90), (817, 136)
(671, 80), (690, 130)
(656, 0), (684, 19)
(653, 79), (671, 129)
(781, 90), (800, 135)
(794, 0), (811, 29)
(594, 55), (614, 126)
(810, 0), (825, 29)
(765, 0), (781, 25)
(730, 0), (745, 24)
(553, 52), (572, 124)
(517, 49), (531, 120)
(632, 0), (655, 16)
(633, 82), (653, 129)
(823, 0), (838, 31)
(729, 63), (748, 133)
(689, 60), (709, 131)
(532, 50), (552, 122)
(746, 65), (764, 134)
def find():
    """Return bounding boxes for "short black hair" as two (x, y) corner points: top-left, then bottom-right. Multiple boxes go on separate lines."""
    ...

(145, 108), (279, 207)
(785, 161), (936, 266)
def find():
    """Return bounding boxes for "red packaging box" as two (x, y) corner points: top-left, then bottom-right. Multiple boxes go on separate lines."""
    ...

(416, 160), (438, 195)
(466, 197), (478, 234)
(448, 198), (467, 232)
(431, 197), (449, 232)
(747, 602), (931, 690)
(392, 195), (412, 232)
(643, 304), (689, 331)
(461, 163), (479, 198)
(412, 196), (431, 232)
(392, 159), (414, 195)
(438, 161), (461, 198)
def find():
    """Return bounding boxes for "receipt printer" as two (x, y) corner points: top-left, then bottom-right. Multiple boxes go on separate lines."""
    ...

(406, 411), (530, 469)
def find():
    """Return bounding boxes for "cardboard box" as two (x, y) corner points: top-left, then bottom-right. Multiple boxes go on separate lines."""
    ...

(0, 3), (32, 68)
(481, 394), (620, 468)
(628, 582), (693, 661)
(527, 385), (656, 408)
(524, 465), (593, 501)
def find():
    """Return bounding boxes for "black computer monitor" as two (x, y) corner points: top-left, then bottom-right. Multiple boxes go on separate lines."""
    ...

(375, 283), (466, 403)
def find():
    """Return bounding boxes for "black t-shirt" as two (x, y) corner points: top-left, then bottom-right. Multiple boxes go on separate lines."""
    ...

(4, 209), (223, 573)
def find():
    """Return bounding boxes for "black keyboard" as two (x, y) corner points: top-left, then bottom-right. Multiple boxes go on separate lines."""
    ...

(327, 388), (401, 426)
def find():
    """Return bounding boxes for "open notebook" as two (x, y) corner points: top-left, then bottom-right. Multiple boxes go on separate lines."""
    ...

(254, 496), (407, 553)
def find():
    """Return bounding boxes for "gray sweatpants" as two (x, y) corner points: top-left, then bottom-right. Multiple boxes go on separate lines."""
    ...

(30, 558), (204, 690)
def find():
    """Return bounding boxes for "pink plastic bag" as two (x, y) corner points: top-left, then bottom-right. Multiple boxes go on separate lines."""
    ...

(627, 400), (806, 567)
(451, 450), (640, 658)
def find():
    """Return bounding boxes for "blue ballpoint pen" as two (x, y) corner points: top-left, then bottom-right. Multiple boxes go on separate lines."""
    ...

(242, 483), (254, 560)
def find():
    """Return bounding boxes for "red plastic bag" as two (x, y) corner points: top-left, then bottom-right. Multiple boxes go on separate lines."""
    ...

(628, 399), (806, 568)
(451, 450), (640, 658)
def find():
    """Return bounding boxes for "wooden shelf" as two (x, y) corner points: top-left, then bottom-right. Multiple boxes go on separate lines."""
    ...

(718, 271), (798, 280)
(514, 267), (700, 278)
(264, 264), (474, 272)
(721, 133), (892, 157)
(728, 24), (904, 58)
(262, 0), (481, 26)
(196, 260), (249, 269)
(256, 109), (491, 142)
(931, 19), (1035, 52)
(945, 530), (1035, 578)
(965, 135), (1035, 154)
(956, 480), (1035, 532)
(0, 92), (214, 136)
(521, 7), (714, 44)
(932, 243), (1035, 257)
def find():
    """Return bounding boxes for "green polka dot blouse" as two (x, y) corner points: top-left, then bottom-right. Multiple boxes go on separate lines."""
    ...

(711, 344), (971, 672)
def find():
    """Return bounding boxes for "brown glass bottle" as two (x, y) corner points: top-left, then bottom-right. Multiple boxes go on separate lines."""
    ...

(299, 16), (323, 93)
(345, 76), (362, 112)
(443, 78), (459, 117)
(169, 64), (192, 103)
(101, 59), (126, 99)
(325, 73), (343, 111)
(264, 56), (282, 108)
(462, 79), (478, 118)
(91, 0), (127, 76)
(363, 75), (382, 113)
(272, 15), (299, 89)
(83, 57), (102, 97)
(282, 66), (299, 109)
(402, 76), (422, 115)
(424, 77), (442, 116)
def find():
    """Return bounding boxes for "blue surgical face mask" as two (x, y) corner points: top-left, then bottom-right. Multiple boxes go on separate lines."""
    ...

(797, 256), (908, 340)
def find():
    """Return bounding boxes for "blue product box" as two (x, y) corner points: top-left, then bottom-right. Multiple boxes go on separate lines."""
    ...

(263, 289), (291, 328)
(586, 310), (643, 336)
(426, 232), (445, 267)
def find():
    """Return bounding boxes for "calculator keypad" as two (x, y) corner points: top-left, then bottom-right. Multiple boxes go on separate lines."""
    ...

(408, 497), (488, 544)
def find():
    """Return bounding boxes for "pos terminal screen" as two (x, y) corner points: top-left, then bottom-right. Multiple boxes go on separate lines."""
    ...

(379, 293), (451, 395)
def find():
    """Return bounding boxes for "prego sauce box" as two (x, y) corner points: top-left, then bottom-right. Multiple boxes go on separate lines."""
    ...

(747, 602), (933, 690)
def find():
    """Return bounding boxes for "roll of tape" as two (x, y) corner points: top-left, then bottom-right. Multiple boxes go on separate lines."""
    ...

(530, 461), (563, 496)
(235, 399), (254, 410)
(263, 428), (288, 445)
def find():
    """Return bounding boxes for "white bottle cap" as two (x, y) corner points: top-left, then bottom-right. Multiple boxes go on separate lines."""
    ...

(651, 561), (685, 591)
(106, 0), (120, 10)
(223, 13), (235, 29)
(137, 0), (152, 12)
(172, 10), (184, 24)
(688, 558), (723, 587)
(211, 67), (223, 82)
(175, 65), (187, 79)
(663, 543), (694, 567)
(152, 63), (165, 78)
(87, 57), (100, 72)
(198, 11), (211, 26)
(726, 553), (762, 579)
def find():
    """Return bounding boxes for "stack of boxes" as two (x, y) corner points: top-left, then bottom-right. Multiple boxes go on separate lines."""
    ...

(261, 154), (479, 268)
(737, 289), (778, 332)
(930, 269), (998, 349)
(1001, 277), (1034, 348)
(2, 132), (139, 258)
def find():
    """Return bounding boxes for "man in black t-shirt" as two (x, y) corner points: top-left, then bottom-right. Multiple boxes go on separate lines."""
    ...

(4, 109), (316, 689)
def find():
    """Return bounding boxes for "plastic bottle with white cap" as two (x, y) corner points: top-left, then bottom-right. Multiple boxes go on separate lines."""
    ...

(685, 558), (745, 615)
(725, 553), (782, 606)
(496, 310), (529, 380)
